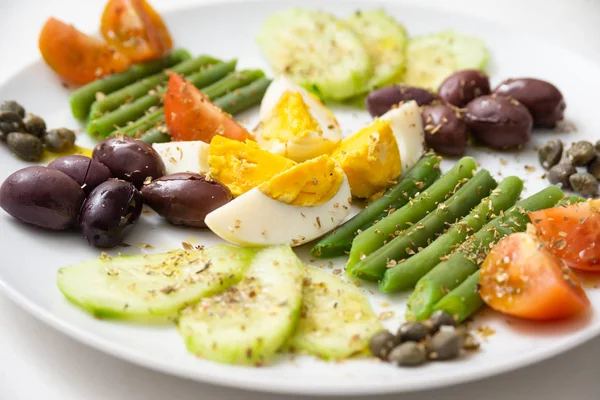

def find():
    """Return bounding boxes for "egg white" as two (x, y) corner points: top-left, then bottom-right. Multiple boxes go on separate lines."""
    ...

(380, 100), (425, 172)
(153, 141), (210, 175)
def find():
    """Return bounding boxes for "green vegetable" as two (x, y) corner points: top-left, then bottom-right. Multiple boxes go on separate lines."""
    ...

(213, 77), (272, 115)
(111, 108), (163, 138)
(433, 270), (483, 323)
(380, 176), (523, 292)
(347, 157), (477, 272)
(201, 69), (265, 99)
(69, 49), (191, 121)
(345, 9), (408, 89)
(139, 125), (170, 144)
(257, 9), (372, 100)
(403, 30), (489, 90)
(89, 55), (219, 120)
(92, 60), (236, 138)
(287, 266), (380, 360)
(407, 186), (564, 321)
(351, 169), (497, 282)
(178, 246), (304, 365)
(56, 245), (254, 322)
(312, 155), (441, 258)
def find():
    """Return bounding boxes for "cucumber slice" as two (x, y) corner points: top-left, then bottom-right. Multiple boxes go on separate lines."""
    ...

(57, 245), (254, 322)
(346, 9), (408, 89)
(178, 245), (304, 365)
(257, 9), (372, 100)
(404, 30), (489, 90)
(288, 266), (381, 360)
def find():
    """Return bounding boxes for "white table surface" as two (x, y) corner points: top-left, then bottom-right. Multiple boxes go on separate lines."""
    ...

(2, 0), (600, 399)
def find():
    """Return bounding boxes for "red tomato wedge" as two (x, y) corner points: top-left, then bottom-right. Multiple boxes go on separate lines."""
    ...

(529, 200), (600, 271)
(479, 232), (590, 321)
(164, 73), (253, 143)
(39, 18), (131, 85)
(101, 0), (172, 62)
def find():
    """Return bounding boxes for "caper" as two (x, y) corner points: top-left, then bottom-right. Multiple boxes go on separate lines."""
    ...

(547, 163), (577, 188)
(397, 322), (429, 343)
(368, 330), (398, 360)
(462, 333), (480, 351)
(429, 330), (463, 361)
(0, 100), (25, 118)
(387, 342), (427, 367)
(567, 141), (595, 166)
(569, 172), (598, 197)
(6, 132), (43, 161)
(596, 140), (600, 153)
(427, 310), (456, 334)
(0, 111), (25, 136)
(538, 139), (563, 170)
(588, 157), (600, 180)
(23, 114), (46, 138)
(44, 128), (76, 153)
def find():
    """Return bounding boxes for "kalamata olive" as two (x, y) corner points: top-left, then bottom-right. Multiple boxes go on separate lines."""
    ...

(80, 179), (143, 248)
(48, 155), (112, 194)
(548, 163), (577, 188)
(494, 78), (565, 127)
(437, 69), (490, 107)
(397, 322), (429, 343)
(368, 330), (398, 360)
(569, 172), (598, 197)
(538, 139), (563, 170)
(366, 85), (435, 117)
(0, 166), (85, 230)
(387, 342), (427, 366)
(141, 173), (232, 228)
(0, 100), (25, 118)
(427, 310), (456, 334)
(429, 330), (463, 360)
(44, 128), (76, 153)
(6, 132), (43, 161)
(465, 95), (533, 150)
(93, 136), (165, 189)
(422, 104), (468, 156)
(23, 114), (46, 138)
(566, 141), (595, 166)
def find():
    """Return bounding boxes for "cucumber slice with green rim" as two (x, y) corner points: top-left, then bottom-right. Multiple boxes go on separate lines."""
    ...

(403, 30), (489, 90)
(257, 9), (372, 100)
(57, 245), (254, 322)
(178, 245), (304, 365)
(346, 9), (408, 90)
(287, 266), (381, 360)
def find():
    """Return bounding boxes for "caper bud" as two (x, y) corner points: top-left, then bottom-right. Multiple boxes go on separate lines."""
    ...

(397, 322), (429, 343)
(0, 111), (25, 136)
(0, 100), (25, 118)
(429, 330), (463, 361)
(596, 140), (600, 153)
(538, 139), (563, 170)
(44, 128), (76, 153)
(427, 310), (456, 334)
(547, 163), (577, 188)
(387, 342), (427, 366)
(567, 141), (595, 166)
(23, 114), (46, 138)
(6, 132), (43, 161)
(587, 157), (600, 180)
(569, 172), (598, 197)
(368, 330), (398, 360)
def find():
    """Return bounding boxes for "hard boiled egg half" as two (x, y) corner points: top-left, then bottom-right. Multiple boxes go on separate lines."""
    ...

(205, 155), (351, 247)
(253, 77), (343, 162)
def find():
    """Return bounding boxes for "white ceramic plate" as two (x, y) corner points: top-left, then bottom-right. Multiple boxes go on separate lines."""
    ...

(1, 0), (600, 395)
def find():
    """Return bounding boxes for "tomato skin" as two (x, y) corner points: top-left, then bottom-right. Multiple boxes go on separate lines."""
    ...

(38, 18), (131, 85)
(164, 73), (253, 143)
(530, 200), (600, 271)
(479, 232), (590, 321)
(101, 0), (172, 62)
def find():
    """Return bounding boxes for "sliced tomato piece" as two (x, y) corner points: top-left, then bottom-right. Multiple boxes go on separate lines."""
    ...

(39, 18), (131, 85)
(164, 73), (253, 143)
(529, 200), (600, 271)
(101, 0), (172, 62)
(479, 232), (590, 321)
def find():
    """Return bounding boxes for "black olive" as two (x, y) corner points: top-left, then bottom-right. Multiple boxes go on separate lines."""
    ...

(6, 132), (43, 161)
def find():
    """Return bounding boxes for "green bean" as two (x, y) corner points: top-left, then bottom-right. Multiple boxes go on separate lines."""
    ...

(69, 49), (191, 121)
(311, 155), (442, 258)
(346, 157), (477, 272)
(202, 70), (265, 99)
(406, 186), (564, 321)
(89, 55), (219, 120)
(351, 170), (497, 282)
(112, 109), (163, 138)
(380, 176), (523, 292)
(93, 60), (236, 138)
(433, 270), (484, 323)
(139, 125), (170, 144)
(213, 77), (272, 115)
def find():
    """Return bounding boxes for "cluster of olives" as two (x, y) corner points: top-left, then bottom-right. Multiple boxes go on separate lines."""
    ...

(366, 72), (565, 156)
(368, 311), (479, 367)
(0, 136), (232, 248)
(541, 139), (600, 197)
(0, 100), (76, 161)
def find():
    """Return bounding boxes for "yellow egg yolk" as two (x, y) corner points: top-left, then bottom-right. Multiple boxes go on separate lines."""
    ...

(332, 119), (402, 199)
(260, 91), (322, 142)
(260, 155), (345, 207)
(208, 135), (296, 197)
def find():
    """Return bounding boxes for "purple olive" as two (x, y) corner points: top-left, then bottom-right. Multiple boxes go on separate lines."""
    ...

(422, 105), (468, 156)
(437, 70), (490, 107)
(366, 85), (435, 117)
(48, 155), (111, 195)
